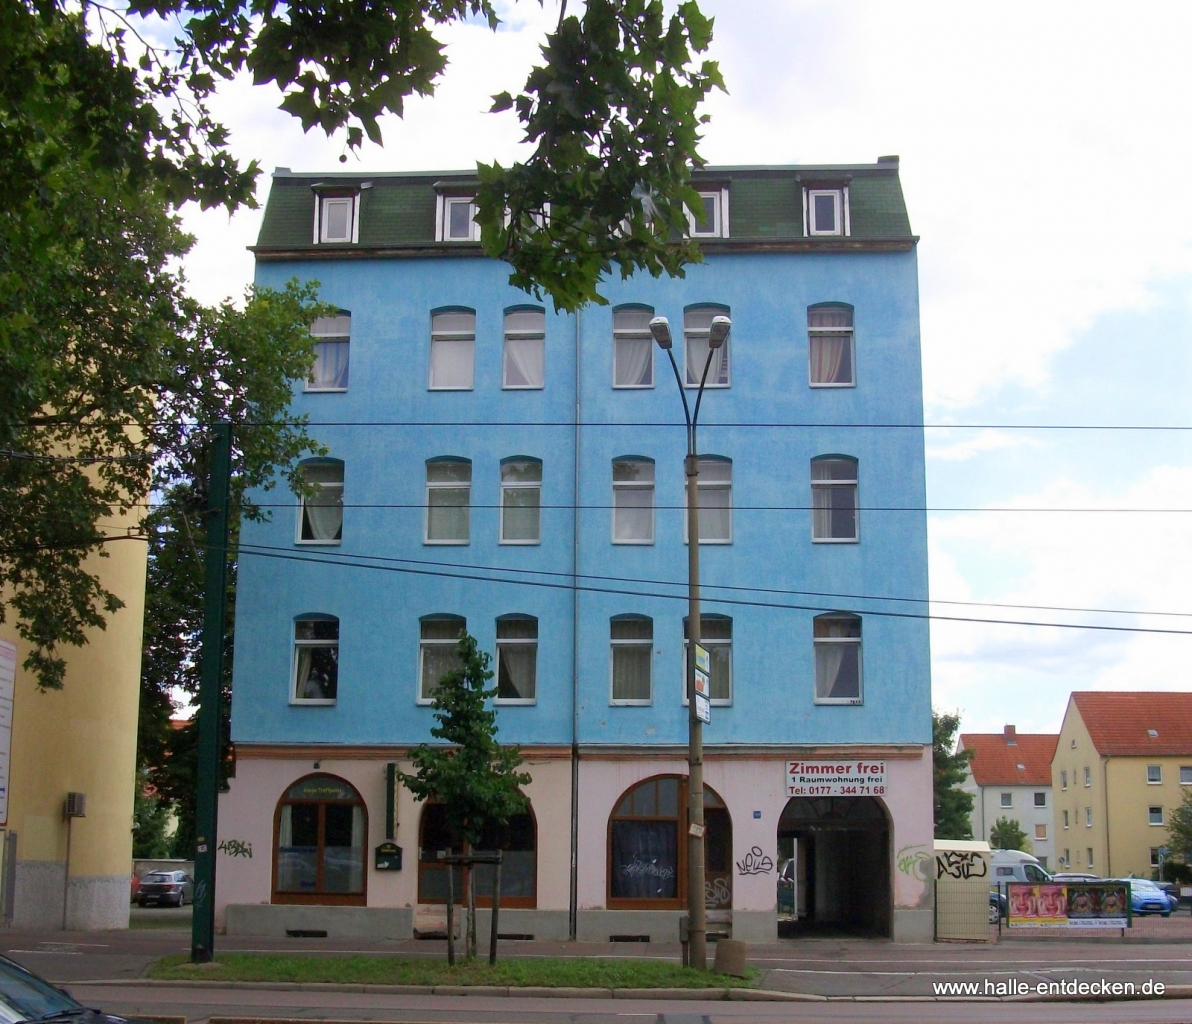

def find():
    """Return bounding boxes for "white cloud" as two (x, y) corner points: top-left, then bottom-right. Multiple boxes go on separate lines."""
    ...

(926, 429), (1039, 463)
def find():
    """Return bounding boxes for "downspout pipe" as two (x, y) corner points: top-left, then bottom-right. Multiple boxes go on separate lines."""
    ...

(568, 307), (581, 941)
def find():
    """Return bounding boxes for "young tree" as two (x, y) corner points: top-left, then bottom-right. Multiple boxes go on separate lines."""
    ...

(989, 817), (1030, 852)
(1169, 786), (1192, 866)
(933, 710), (975, 840)
(399, 634), (530, 960)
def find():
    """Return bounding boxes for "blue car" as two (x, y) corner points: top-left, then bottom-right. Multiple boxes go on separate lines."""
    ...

(1121, 878), (1176, 917)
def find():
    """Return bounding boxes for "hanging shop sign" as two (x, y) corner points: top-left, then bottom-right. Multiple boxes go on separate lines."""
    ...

(785, 759), (886, 797)
(1006, 881), (1128, 928)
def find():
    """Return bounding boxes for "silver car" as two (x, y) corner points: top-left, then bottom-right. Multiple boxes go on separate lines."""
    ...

(136, 870), (193, 907)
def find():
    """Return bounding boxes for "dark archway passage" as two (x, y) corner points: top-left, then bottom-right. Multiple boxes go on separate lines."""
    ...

(777, 796), (891, 937)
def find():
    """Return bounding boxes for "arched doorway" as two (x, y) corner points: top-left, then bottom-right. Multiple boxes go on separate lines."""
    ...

(607, 776), (732, 911)
(272, 773), (367, 905)
(777, 796), (890, 937)
(417, 801), (537, 907)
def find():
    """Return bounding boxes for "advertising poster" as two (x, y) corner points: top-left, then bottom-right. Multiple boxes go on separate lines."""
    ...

(1006, 881), (1129, 928)
(785, 759), (886, 797)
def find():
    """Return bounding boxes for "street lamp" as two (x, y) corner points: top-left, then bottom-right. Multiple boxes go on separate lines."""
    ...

(649, 313), (730, 971)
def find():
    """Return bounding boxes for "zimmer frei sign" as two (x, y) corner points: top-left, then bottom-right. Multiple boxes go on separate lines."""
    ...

(785, 759), (886, 797)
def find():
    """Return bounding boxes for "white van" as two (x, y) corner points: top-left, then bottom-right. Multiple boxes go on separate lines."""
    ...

(990, 849), (1052, 885)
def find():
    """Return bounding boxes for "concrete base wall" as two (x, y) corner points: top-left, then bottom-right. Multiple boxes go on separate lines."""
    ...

(730, 910), (777, 942)
(10, 862), (128, 931)
(66, 875), (130, 930)
(576, 909), (684, 943)
(225, 904), (414, 939)
(893, 908), (933, 943)
(13, 861), (64, 930)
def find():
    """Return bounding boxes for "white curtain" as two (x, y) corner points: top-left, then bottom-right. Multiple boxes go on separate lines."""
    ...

(429, 338), (475, 388)
(279, 804), (293, 847)
(504, 337), (544, 387)
(311, 341), (350, 388)
(502, 487), (541, 541)
(810, 335), (847, 384)
(498, 645), (537, 698)
(698, 485), (731, 542)
(614, 488), (653, 542)
(303, 486), (342, 541)
(295, 647), (314, 697)
(686, 336), (729, 386)
(815, 643), (846, 699)
(613, 646), (651, 701)
(615, 337), (652, 386)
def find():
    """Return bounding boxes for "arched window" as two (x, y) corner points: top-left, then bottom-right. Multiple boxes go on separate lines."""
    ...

(273, 774), (366, 905)
(811, 456), (858, 541)
(417, 800), (537, 907)
(607, 776), (731, 909)
(296, 459), (343, 544)
(503, 308), (545, 389)
(613, 306), (654, 388)
(684, 305), (730, 387)
(807, 304), (854, 386)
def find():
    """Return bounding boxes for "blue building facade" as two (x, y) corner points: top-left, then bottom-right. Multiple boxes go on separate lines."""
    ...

(217, 160), (936, 942)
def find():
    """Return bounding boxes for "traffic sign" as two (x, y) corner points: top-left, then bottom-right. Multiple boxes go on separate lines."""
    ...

(695, 644), (710, 675)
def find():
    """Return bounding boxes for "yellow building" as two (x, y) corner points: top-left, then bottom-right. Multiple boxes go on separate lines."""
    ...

(0, 527), (146, 929)
(1052, 691), (1192, 879)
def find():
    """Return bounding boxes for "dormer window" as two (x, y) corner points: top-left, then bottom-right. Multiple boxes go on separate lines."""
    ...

(687, 188), (729, 238)
(805, 187), (850, 237)
(313, 191), (360, 244)
(438, 195), (480, 242)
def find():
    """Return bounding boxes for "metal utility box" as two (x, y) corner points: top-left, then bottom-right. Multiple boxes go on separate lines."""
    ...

(933, 839), (992, 942)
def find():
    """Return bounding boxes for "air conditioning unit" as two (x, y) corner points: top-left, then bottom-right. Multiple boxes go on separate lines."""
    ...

(64, 792), (86, 818)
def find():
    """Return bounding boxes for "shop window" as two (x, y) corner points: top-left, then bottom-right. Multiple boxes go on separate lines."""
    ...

(607, 775), (731, 909)
(273, 774), (366, 905)
(417, 801), (537, 907)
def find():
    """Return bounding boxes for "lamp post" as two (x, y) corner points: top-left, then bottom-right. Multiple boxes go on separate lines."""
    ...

(649, 313), (730, 972)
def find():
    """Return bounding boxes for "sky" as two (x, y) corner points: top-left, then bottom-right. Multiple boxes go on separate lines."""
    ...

(172, 0), (1192, 738)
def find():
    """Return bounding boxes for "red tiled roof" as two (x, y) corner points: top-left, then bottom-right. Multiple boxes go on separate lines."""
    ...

(1072, 691), (1192, 756)
(960, 729), (1058, 786)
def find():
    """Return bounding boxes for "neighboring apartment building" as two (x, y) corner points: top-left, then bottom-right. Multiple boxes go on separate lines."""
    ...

(958, 725), (1057, 869)
(215, 159), (934, 942)
(1053, 691), (1192, 878)
(0, 524), (145, 929)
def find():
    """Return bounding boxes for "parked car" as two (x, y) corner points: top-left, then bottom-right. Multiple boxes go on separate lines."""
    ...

(1117, 877), (1176, 917)
(989, 849), (1053, 884)
(1049, 872), (1101, 883)
(988, 889), (1006, 924)
(135, 870), (193, 907)
(0, 951), (158, 1024)
(1156, 881), (1183, 911)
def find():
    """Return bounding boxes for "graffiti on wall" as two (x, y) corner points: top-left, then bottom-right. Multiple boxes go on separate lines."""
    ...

(896, 844), (931, 882)
(218, 839), (253, 858)
(735, 846), (774, 875)
(936, 850), (987, 880)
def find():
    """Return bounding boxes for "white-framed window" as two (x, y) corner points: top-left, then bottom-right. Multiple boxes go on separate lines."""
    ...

(1086, 847), (1093, 866)
(1035, 824), (1047, 841)
(1151, 847), (1161, 867)
(813, 613), (862, 704)
(503, 308), (546, 389)
(805, 187), (848, 236)
(496, 615), (537, 703)
(314, 193), (359, 244)
(437, 195), (480, 242)
(1063, 847), (1070, 864)
(1147, 764), (1162, 784)
(425, 458), (471, 544)
(612, 306), (654, 388)
(429, 310), (475, 390)
(1182, 765), (1192, 785)
(612, 458), (654, 544)
(292, 615), (339, 704)
(683, 615), (731, 704)
(419, 615), (466, 702)
(686, 457), (732, 544)
(500, 458), (542, 544)
(1061, 770), (1068, 790)
(1000, 792), (1013, 808)
(811, 456), (858, 542)
(308, 314), (351, 391)
(686, 188), (729, 238)
(1149, 805), (1164, 825)
(1034, 792), (1047, 807)
(296, 459), (343, 545)
(610, 615), (653, 704)
(1084, 766), (1092, 787)
(1085, 806), (1092, 827)
(684, 305), (731, 387)
(1063, 810), (1069, 828)
(808, 305), (855, 387)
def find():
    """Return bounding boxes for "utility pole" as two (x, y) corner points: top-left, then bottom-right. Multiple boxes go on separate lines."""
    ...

(192, 422), (231, 963)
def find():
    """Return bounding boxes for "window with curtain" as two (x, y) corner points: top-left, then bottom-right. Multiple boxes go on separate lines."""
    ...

(612, 458), (654, 544)
(292, 616), (339, 702)
(500, 458), (541, 543)
(814, 613), (862, 704)
(688, 457), (731, 543)
(684, 306), (731, 387)
(419, 615), (466, 701)
(496, 616), (537, 702)
(429, 311), (475, 389)
(274, 774), (365, 904)
(611, 615), (652, 703)
(683, 615), (732, 703)
(418, 802), (537, 906)
(613, 306), (654, 388)
(425, 459), (471, 543)
(307, 314), (351, 391)
(503, 309), (546, 388)
(297, 460), (343, 544)
(808, 305), (854, 386)
(811, 456), (858, 541)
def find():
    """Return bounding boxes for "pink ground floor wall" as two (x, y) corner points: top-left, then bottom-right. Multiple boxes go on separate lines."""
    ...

(216, 745), (933, 941)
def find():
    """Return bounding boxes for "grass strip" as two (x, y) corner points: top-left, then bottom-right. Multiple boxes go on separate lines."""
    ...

(148, 953), (757, 989)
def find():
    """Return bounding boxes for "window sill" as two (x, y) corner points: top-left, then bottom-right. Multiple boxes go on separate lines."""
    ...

(502, 384), (545, 391)
(612, 384), (656, 390)
(684, 539), (733, 546)
(683, 382), (731, 390)
(610, 700), (653, 707)
(499, 540), (542, 546)
(813, 698), (864, 706)
(494, 699), (537, 706)
(808, 229), (847, 238)
(612, 539), (655, 546)
(296, 539), (342, 546)
(424, 539), (471, 546)
(812, 537), (860, 544)
(808, 382), (856, 389)
(290, 699), (337, 706)
(428, 386), (475, 392)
